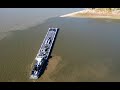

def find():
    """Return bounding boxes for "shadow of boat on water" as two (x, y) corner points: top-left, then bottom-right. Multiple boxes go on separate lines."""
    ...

(38, 55), (52, 78)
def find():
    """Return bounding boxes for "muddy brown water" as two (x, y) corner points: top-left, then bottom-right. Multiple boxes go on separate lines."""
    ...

(0, 9), (120, 81)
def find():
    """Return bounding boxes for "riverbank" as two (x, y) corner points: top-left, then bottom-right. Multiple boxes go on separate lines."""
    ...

(60, 9), (120, 19)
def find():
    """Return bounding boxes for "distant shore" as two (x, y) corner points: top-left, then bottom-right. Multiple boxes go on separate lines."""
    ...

(60, 9), (120, 19)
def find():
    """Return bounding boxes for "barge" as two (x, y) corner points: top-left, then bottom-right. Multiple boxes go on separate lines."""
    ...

(30, 28), (59, 79)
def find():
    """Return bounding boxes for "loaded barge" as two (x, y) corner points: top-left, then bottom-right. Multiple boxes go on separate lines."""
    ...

(30, 28), (59, 79)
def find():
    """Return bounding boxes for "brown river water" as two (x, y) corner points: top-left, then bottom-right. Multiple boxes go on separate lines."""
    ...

(0, 8), (120, 82)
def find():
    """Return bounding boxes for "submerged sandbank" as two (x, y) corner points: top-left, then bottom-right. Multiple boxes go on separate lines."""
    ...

(0, 32), (13, 41)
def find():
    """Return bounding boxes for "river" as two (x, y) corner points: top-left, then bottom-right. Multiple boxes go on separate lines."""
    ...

(0, 8), (120, 82)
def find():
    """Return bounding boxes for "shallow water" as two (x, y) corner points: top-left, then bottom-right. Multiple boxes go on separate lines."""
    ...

(0, 9), (120, 82)
(0, 8), (83, 32)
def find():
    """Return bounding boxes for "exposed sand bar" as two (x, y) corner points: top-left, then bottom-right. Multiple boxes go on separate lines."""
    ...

(60, 10), (85, 17)
(60, 9), (120, 19)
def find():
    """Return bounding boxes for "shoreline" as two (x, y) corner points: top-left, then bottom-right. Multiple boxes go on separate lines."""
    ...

(60, 9), (120, 19)
(60, 10), (85, 17)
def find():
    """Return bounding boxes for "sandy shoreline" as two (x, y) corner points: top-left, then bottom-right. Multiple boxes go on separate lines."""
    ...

(60, 9), (120, 19)
(60, 10), (85, 17)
